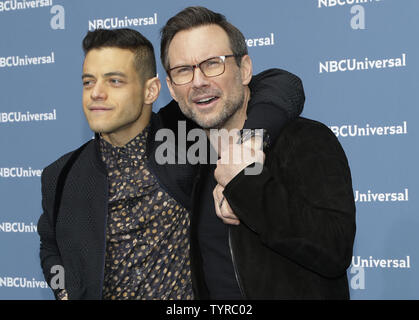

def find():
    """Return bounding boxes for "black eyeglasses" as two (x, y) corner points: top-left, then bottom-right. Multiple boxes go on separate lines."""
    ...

(169, 55), (236, 85)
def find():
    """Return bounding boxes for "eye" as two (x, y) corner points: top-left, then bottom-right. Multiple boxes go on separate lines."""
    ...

(201, 59), (223, 74)
(109, 78), (124, 86)
(207, 60), (220, 66)
(82, 79), (94, 88)
(173, 67), (191, 75)
(205, 58), (222, 67)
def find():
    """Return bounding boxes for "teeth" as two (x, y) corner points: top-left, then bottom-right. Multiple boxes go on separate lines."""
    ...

(198, 97), (214, 103)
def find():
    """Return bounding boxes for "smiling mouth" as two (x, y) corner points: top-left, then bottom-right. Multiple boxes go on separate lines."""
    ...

(194, 96), (219, 106)
(89, 106), (112, 112)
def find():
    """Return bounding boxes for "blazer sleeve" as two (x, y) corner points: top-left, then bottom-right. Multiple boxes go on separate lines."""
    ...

(245, 68), (305, 144)
(37, 166), (65, 299)
(222, 120), (356, 278)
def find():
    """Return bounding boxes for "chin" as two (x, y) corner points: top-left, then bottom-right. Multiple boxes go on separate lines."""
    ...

(196, 116), (226, 130)
(87, 122), (111, 134)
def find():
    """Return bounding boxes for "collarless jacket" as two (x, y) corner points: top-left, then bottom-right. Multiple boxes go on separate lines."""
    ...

(190, 117), (356, 299)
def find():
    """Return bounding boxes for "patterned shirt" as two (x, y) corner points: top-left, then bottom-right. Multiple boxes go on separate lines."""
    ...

(99, 126), (193, 300)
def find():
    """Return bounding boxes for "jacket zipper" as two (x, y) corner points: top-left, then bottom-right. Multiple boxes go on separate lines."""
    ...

(228, 227), (246, 298)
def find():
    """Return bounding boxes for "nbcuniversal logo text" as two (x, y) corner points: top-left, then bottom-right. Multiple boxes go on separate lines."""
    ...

(318, 0), (381, 8)
(0, 0), (52, 12)
(352, 256), (411, 269)
(0, 109), (57, 123)
(349, 255), (411, 291)
(0, 267), (64, 290)
(0, 277), (48, 289)
(320, 53), (407, 74)
(355, 188), (409, 203)
(0, 167), (43, 178)
(0, 222), (37, 233)
(329, 121), (408, 138)
(0, 52), (55, 68)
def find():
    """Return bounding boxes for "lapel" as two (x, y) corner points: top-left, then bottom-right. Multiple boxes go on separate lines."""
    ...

(55, 139), (108, 299)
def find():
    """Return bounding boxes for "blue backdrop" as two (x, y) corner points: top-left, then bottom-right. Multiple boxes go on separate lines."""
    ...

(0, 0), (417, 300)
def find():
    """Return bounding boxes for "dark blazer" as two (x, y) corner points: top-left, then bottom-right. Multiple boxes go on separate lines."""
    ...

(191, 117), (357, 299)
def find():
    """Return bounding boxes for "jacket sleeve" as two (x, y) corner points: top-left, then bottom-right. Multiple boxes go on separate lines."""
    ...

(222, 121), (356, 278)
(245, 68), (305, 144)
(37, 166), (65, 299)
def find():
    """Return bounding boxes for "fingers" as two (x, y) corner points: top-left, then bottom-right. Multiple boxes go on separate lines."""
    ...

(214, 146), (265, 186)
(241, 135), (264, 151)
(213, 184), (240, 225)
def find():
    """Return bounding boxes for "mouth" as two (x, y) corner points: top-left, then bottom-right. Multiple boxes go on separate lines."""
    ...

(192, 96), (220, 110)
(88, 105), (112, 112)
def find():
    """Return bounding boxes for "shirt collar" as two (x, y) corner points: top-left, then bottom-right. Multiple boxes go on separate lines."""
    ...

(99, 125), (150, 169)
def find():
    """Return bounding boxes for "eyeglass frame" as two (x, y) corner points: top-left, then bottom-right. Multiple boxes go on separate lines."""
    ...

(168, 54), (238, 85)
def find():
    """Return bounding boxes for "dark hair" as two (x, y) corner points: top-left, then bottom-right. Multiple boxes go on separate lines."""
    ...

(82, 28), (156, 81)
(160, 6), (248, 72)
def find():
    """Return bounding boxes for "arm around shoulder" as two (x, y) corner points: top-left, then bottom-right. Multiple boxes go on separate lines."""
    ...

(245, 69), (305, 144)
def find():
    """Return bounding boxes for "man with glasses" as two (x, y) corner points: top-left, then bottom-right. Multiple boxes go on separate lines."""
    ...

(37, 27), (303, 299)
(161, 6), (356, 299)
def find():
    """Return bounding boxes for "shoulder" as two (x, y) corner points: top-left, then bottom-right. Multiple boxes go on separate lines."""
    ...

(274, 117), (346, 157)
(42, 140), (95, 183)
(281, 117), (334, 138)
(155, 100), (198, 132)
(249, 68), (305, 119)
(251, 68), (304, 92)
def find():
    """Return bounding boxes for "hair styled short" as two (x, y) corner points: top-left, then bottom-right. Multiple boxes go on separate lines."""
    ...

(82, 28), (156, 81)
(160, 6), (248, 72)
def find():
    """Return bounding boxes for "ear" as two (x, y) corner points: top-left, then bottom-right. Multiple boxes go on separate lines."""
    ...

(143, 76), (161, 104)
(166, 76), (179, 102)
(239, 55), (253, 86)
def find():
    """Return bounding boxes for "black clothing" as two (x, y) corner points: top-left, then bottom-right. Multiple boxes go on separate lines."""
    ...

(191, 117), (356, 299)
(196, 163), (242, 299)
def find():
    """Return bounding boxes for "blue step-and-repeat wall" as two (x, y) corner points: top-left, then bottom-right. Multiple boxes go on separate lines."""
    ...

(0, 0), (417, 300)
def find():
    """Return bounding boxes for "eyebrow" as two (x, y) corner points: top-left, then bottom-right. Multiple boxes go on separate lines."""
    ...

(104, 71), (128, 78)
(81, 73), (94, 80)
(81, 72), (128, 79)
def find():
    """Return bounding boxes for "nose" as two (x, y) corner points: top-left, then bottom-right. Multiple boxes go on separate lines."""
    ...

(90, 81), (107, 101)
(191, 66), (210, 88)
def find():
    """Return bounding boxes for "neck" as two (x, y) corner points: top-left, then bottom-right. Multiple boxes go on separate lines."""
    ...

(101, 105), (152, 147)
